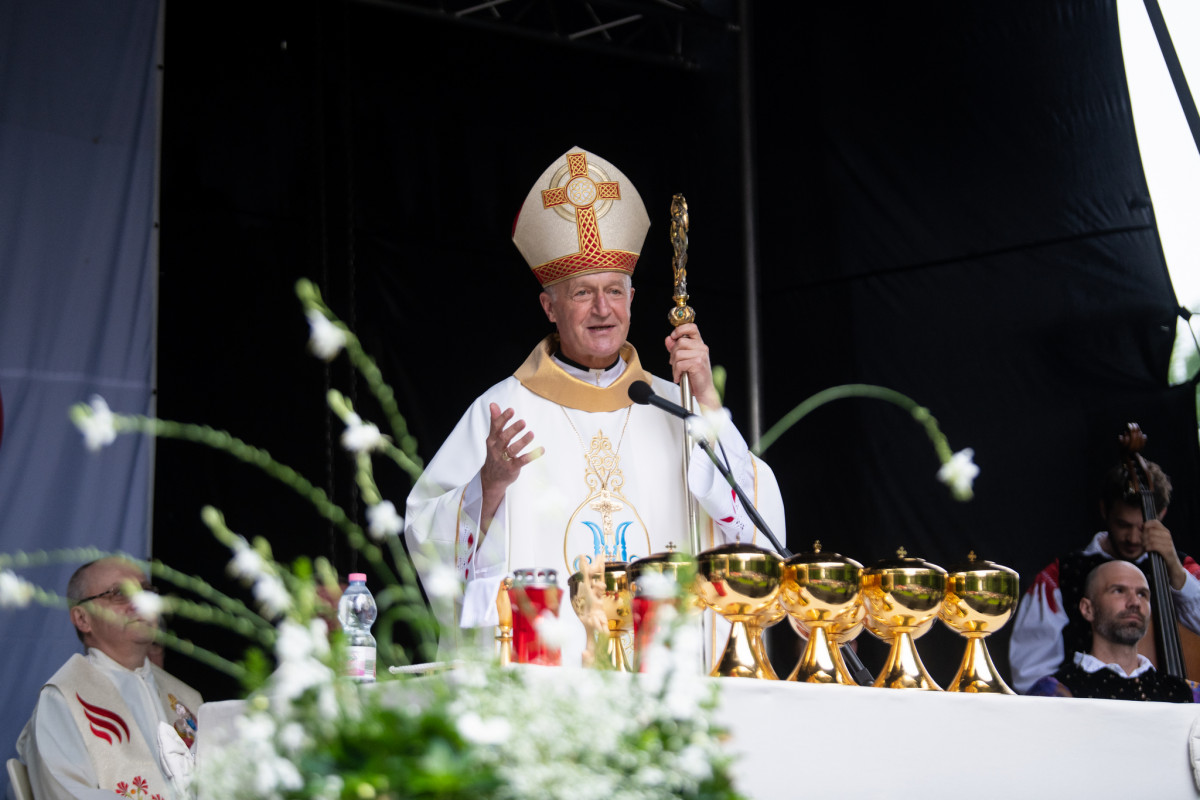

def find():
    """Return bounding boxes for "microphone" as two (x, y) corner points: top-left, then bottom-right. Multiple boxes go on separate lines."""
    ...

(628, 380), (689, 419)
(629, 381), (718, 444)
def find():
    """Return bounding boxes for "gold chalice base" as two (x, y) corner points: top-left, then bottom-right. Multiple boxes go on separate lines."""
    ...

(939, 574), (1018, 694)
(696, 546), (782, 679)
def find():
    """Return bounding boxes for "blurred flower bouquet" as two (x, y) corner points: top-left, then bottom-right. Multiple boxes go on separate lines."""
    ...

(1, 280), (743, 800)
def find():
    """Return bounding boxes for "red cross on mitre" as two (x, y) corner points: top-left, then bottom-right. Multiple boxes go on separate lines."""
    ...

(534, 151), (637, 287)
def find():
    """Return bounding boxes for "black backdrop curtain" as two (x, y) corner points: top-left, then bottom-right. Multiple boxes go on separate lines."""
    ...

(158, 0), (1198, 694)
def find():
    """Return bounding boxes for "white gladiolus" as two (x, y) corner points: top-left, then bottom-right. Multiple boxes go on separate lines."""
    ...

(533, 609), (570, 649)
(130, 588), (163, 620)
(306, 310), (346, 361)
(937, 448), (980, 500)
(423, 560), (461, 599)
(253, 575), (292, 616)
(76, 395), (118, 452)
(0, 571), (35, 608)
(229, 540), (266, 582)
(457, 712), (511, 745)
(340, 413), (384, 453)
(366, 500), (403, 540)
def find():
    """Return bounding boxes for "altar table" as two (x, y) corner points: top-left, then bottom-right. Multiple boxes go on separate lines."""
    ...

(197, 671), (1200, 798)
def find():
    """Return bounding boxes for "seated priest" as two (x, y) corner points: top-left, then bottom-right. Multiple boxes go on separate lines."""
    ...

(404, 146), (785, 666)
(16, 557), (202, 799)
(1028, 560), (1197, 702)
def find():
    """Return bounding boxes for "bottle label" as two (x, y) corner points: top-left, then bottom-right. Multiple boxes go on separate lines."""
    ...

(345, 645), (376, 682)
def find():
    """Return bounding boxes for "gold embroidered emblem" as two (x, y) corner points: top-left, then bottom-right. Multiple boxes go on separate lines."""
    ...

(563, 428), (650, 573)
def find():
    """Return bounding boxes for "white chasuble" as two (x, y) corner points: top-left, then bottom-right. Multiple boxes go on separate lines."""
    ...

(405, 336), (786, 667)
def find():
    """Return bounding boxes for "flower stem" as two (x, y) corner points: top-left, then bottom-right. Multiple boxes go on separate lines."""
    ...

(754, 383), (954, 464)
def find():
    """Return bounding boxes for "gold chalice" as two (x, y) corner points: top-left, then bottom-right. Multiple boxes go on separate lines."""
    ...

(939, 552), (1019, 694)
(629, 544), (699, 669)
(695, 542), (783, 679)
(862, 548), (947, 690)
(780, 542), (864, 684)
(568, 560), (634, 671)
(747, 599), (786, 680)
(628, 543), (698, 609)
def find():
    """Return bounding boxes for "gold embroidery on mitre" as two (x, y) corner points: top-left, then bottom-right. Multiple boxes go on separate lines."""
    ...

(544, 152), (621, 223)
(563, 430), (650, 573)
(535, 152), (636, 287)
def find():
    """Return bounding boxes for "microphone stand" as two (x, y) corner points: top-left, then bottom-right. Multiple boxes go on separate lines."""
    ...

(695, 439), (875, 687)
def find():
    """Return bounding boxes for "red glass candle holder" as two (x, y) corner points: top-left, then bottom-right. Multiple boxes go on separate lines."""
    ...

(508, 567), (562, 666)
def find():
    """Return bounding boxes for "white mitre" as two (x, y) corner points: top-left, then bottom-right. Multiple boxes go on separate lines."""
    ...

(511, 146), (651, 287)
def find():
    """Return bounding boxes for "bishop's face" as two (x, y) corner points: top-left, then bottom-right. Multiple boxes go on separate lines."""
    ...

(540, 272), (634, 369)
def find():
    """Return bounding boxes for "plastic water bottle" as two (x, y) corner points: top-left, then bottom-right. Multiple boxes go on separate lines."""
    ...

(338, 573), (377, 682)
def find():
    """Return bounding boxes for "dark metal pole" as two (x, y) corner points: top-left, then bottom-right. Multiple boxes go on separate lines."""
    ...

(737, 0), (763, 445)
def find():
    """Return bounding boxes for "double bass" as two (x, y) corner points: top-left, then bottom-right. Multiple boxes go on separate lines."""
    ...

(1118, 423), (1200, 679)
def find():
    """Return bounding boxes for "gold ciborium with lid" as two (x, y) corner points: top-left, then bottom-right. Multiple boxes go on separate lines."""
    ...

(939, 551), (1019, 694)
(568, 558), (634, 671)
(780, 541), (864, 684)
(862, 548), (946, 690)
(628, 543), (699, 669)
(695, 542), (783, 678)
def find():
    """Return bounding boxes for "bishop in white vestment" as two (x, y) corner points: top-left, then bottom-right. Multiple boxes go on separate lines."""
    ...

(404, 147), (785, 667)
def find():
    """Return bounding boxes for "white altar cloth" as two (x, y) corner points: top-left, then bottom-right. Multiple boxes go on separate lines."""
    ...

(196, 671), (1200, 798)
(714, 678), (1200, 798)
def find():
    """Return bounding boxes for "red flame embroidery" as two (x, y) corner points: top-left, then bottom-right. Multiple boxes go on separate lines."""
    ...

(76, 693), (130, 745)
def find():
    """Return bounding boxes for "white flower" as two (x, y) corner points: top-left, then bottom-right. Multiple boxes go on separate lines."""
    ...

(235, 711), (276, 744)
(366, 500), (403, 540)
(340, 413), (384, 453)
(675, 744), (713, 781)
(253, 575), (292, 616)
(0, 571), (35, 608)
(271, 657), (332, 703)
(937, 448), (980, 501)
(634, 571), (678, 601)
(277, 721), (308, 753)
(424, 560), (461, 599)
(254, 754), (304, 797)
(457, 711), (511, 745)
(228, 539), (266, 582)
(275, 620), (315, 663)
(76, 395), (117, 452)
(308, 618), (331, 658)
(274, 619), (330, 665)
(686, 406), (730, 446)
(533, 610), (569, 649)
(130, 588), (163, 620)
(306, 309), (346, 361)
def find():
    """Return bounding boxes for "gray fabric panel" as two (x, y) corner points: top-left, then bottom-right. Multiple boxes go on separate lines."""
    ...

(0, 0), (160, 788)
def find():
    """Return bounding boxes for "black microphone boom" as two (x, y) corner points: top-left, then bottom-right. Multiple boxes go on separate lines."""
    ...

(628, 379), (875, 686)
(628, 381), (790, 557)
(627, 380), (691, 419)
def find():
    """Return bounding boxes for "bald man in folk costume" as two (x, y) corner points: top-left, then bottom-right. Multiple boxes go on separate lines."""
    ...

(404, 147), (785, 666)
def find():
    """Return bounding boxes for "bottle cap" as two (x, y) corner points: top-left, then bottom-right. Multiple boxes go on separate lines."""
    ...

(348, 572), (367, 583)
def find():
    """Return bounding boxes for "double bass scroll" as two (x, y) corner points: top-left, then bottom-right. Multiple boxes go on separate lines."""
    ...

(1118, 423), (1186, 679)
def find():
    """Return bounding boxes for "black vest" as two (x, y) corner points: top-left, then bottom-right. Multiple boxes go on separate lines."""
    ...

(1053, 661), (1192, 702)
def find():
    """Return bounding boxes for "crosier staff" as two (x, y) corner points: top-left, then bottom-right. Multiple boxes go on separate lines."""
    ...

(667, 194), (702, 556)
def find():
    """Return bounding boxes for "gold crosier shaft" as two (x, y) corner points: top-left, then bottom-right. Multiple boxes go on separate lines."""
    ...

(667, 194), (701, 557)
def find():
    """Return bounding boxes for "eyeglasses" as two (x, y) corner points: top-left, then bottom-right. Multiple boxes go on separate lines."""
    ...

(74, 583), (159, 607)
